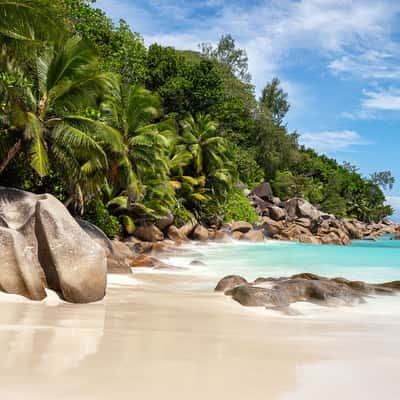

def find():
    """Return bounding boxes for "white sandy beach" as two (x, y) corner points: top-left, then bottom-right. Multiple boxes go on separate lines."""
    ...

(0, 271), (399, 400)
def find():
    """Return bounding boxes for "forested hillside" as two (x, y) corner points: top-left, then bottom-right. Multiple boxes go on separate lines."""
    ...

(0, 0), (394, 235)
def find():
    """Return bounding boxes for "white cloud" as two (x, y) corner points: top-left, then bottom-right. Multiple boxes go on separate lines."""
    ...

(300, 130), (370, 152)
(361, 87), (400, 111)
(98, 0), (400, 94)
(329, 50), (400, 80)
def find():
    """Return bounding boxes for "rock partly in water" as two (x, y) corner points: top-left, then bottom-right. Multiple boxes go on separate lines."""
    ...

(192, 224), (209, 241)
(128, 254), (166, 268)
(0, 187), (107, 303)
(215, 275), (248, 292)
(230, 221), (253, 233)
(133, 223), (164, 242)
(231, 231), (243, 240)
(240, 229), (265, 242)
(260, 217), (284, 237)
(214, 229), (231, 242)
(216, 272), (400, 314)
(167, 225), (188, 242)
(179, 219), (197, 238)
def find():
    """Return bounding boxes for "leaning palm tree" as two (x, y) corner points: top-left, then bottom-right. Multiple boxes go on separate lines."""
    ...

(0, 36), (124, 204)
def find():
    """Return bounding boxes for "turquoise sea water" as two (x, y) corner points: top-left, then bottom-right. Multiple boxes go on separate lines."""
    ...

(167, 235), (400, 284)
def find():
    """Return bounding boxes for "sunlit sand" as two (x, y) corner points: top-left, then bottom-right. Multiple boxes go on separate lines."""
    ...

(0, 272), (399, 400)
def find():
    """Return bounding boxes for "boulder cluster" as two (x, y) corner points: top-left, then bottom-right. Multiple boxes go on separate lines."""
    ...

(215, 273), (400, 315)
(246, 182), (399, 245)
(0, 187), (107, 303)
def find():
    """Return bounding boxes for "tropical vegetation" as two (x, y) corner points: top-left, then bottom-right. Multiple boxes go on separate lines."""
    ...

(0, 0), (394, 235)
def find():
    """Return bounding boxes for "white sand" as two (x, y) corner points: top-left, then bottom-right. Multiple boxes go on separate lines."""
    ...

(0, 272), (399, 400)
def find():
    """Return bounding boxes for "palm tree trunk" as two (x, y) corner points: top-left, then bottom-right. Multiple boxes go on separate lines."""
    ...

(0, 139), (22, 175)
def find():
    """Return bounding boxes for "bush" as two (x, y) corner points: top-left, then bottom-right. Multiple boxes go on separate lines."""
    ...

(172, 203), (195, 227)
(223, 190), (258, 223)
(84, 197), (122, 237)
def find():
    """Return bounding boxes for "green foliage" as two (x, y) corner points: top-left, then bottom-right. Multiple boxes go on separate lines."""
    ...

(85, 197), (122, 237)
(62, 0), (147, 83)
(0, 0), (394, 234)
(223, 190), (258, 224)
(200, 34), (251, 82)
(229, 144), (264, 188)
(172, 203), (194, 227)
(146, 44), (224, 118)
(260, 78), (290, 126)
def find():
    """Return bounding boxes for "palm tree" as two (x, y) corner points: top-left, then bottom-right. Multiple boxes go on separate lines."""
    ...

(0, 36), (124, 204)
(180, 113), (229, 176)
(101, 84), (177, 228)
(179, 113), (234, 200)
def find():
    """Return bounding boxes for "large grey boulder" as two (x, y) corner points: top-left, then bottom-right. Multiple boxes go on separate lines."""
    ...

(0, 187), (107, 303)
(0, 227), (47, 300)
(77, 218), (131, 274)
(285, 198), (321, 221)
(268, 206), (286, 221)
(250, 182), (273, 202)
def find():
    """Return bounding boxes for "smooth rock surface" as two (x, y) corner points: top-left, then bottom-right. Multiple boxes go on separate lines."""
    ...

(134, 223), (164, 242)
(0, 187), (107, 303)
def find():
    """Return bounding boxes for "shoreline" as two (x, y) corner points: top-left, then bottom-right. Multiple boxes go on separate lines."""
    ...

(0, 269), (399, 400)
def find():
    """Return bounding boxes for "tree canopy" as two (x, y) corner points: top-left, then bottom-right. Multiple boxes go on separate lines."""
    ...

(0, 0), (394, 230)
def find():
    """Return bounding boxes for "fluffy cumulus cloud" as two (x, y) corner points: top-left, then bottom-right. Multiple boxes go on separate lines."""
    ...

(299, 130), (369, 152)
(361, 88), (400, 111)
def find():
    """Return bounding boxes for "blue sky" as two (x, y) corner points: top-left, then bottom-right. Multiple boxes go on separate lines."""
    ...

(96, 0), (400, 219)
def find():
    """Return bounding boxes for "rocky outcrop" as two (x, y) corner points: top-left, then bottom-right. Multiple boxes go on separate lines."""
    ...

(250, 182), (274, 202)
(214, 229), (231, 242)
(230, 221), (253, 233)
(242, 181), (399, 245)
(268, 206), (286, 221)
(156, 211), (174, 230)
(0, 187), (107, 303)
(192, 224), (209, 241)
(133, 223), (164, 242)
(215, 275), (248, 292)
(216, 273), (400, 314)
(77, 219), (131, 274)
(167, 225), (188, 242)
(240, 229), (264, 242)
(179, 219), (197, 237)
(106, 240), (133, 274)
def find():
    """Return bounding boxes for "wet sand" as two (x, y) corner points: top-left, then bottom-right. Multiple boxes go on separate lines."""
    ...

(0, 272), (399, 400)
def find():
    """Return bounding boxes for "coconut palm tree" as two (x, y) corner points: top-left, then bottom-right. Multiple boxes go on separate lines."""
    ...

(0, 35), (124, 205)
(180, 113), (230, 176)
(100, 84), (177, 228)
(179, 113), (235, 200)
